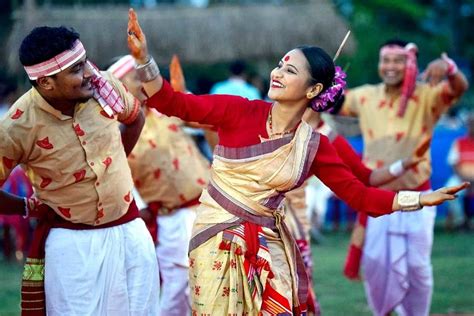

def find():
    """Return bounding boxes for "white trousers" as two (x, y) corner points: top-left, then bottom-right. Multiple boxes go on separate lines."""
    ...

(363, 198), (436, 316)
(156, 207), (195, 316)
(45, 218), (160, 316)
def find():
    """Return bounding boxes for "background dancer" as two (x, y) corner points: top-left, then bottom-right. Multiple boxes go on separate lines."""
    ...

(340, 39), (469, 316)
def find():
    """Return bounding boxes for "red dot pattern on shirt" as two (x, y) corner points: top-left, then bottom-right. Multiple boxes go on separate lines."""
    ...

(36, 137), (54, 150)
(58, 207), (71, 218)
(168, 124), (178, 132)
(74, 124), (85, 136)
(40, 177), (52, 188)
(124, 191), (131, 202)
(2, 157), (14, 169)
(74, 170), (86, 183)
(173, 158), (180, 171)
(11, 109), (24, 120)
(100, 110), (114, 119)
(395, 132), (405, 142)
(103, 157), (112, 169)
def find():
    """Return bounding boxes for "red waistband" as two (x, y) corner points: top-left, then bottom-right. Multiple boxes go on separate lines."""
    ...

(51, 200), (139, 230)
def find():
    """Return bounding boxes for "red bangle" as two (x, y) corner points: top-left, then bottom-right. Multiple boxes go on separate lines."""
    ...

(120, 98), (141, 125)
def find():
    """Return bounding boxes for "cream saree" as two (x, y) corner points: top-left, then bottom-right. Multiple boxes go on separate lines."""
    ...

(189, 122), (320, 315)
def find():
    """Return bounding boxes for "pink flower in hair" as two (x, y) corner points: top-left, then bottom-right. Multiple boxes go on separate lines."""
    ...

(310, 66), (347, 112)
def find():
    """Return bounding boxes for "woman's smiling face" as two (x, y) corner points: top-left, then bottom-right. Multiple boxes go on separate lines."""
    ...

(267, 49), (314, 103)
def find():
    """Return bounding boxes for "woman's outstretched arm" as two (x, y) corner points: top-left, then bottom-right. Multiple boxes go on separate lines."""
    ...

(312, 135), (468, 215)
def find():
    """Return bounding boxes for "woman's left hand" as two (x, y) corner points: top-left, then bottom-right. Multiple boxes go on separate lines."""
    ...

(127, 8), (149, 64)
(420, 182), (470, 207)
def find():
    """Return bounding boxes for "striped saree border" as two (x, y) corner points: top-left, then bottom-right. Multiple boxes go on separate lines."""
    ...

(214, 134), (294, 160)
(207, 182), (277, 228)
(294, 132), (320, 188)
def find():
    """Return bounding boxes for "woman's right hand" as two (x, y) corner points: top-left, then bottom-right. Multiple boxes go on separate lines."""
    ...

(420, 182), (470, 207)
(127, 8), (149, 64)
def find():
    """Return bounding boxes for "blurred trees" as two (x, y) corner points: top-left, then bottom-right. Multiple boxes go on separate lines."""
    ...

(333, 0), (473, 105)
(3, 0), (473, 108)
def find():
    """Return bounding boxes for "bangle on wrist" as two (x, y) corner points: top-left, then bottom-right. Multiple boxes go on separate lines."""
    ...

(389, 159), (405, 177)
(136, 56), (160, 82)
(442, 54), (458, 76)
(398, 191), (422, 212)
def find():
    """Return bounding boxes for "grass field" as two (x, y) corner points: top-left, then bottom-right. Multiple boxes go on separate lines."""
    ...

(0, 228), (473, 315)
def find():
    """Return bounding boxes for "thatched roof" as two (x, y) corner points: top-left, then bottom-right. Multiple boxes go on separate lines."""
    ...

(7, 0), (354, 76)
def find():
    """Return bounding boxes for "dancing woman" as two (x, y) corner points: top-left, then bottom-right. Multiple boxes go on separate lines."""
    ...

(127, 9), (467, 315)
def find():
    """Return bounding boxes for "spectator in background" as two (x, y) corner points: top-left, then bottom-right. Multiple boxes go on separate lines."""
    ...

(0, 77), (31, 263)
(210, 59), (261, 100)
(0, 77), (18, 118)
(447, 114), (474, 230)
(1, 167), (33, 262)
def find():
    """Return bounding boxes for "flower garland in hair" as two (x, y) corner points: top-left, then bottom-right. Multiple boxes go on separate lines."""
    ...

(310, 66), (347, 112)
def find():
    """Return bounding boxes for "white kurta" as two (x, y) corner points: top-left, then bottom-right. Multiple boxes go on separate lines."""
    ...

(44, 218), (160, 316)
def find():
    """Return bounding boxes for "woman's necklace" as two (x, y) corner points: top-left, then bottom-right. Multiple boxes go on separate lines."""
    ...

(267, 107), (295, 138)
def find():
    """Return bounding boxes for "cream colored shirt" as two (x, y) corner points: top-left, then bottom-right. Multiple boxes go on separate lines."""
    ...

(342, 82), (456, 190)
(0, 72), (137, 225)
(128, 110), (209, 210)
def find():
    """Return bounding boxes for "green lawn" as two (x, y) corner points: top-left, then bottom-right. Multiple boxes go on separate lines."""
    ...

(313, 229), (474, 316)
(0, 229), (473, 315)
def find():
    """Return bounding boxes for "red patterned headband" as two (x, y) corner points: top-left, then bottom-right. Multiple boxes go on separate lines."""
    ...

(24, 40), (86, 80)
(107, 55), (135, 79)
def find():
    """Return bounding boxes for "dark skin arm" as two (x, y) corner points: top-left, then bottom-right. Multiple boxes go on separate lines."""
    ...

(0, 190), (26, 216)
(120, 107), (145, 156)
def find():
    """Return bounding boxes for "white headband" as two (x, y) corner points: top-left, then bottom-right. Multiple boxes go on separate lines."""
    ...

(107, 55), (135, 79)
(24, 40), (86, 80)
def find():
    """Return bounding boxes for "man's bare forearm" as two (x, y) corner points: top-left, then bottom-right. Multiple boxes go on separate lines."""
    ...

(120, 108), (145, 156)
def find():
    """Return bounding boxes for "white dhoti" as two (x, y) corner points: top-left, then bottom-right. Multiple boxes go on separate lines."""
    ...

(45, 218), (160, 316)
(362, 196), (435, 316)
(156, 206), (196, 316)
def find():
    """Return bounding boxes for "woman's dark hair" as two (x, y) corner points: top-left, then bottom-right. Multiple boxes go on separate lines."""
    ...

(19, 26), (80, 86)
(298, 45), (343, 112)
(298, 45), (335, 92)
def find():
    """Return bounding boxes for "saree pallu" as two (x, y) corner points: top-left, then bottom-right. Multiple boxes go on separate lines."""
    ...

(189, 122), (320, 315)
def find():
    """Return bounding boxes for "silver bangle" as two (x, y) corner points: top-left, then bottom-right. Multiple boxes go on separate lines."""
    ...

(389, 160), (405, 177)
(136, 56), (160, 82)
(398, 191), (422, 212)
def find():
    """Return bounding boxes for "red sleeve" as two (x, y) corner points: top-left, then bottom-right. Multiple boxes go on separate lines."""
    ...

(147, 80), (258, 130)
(332, 135), (372, 186)
(147, 80), (271, 147)
(311, 135), (395, 216)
